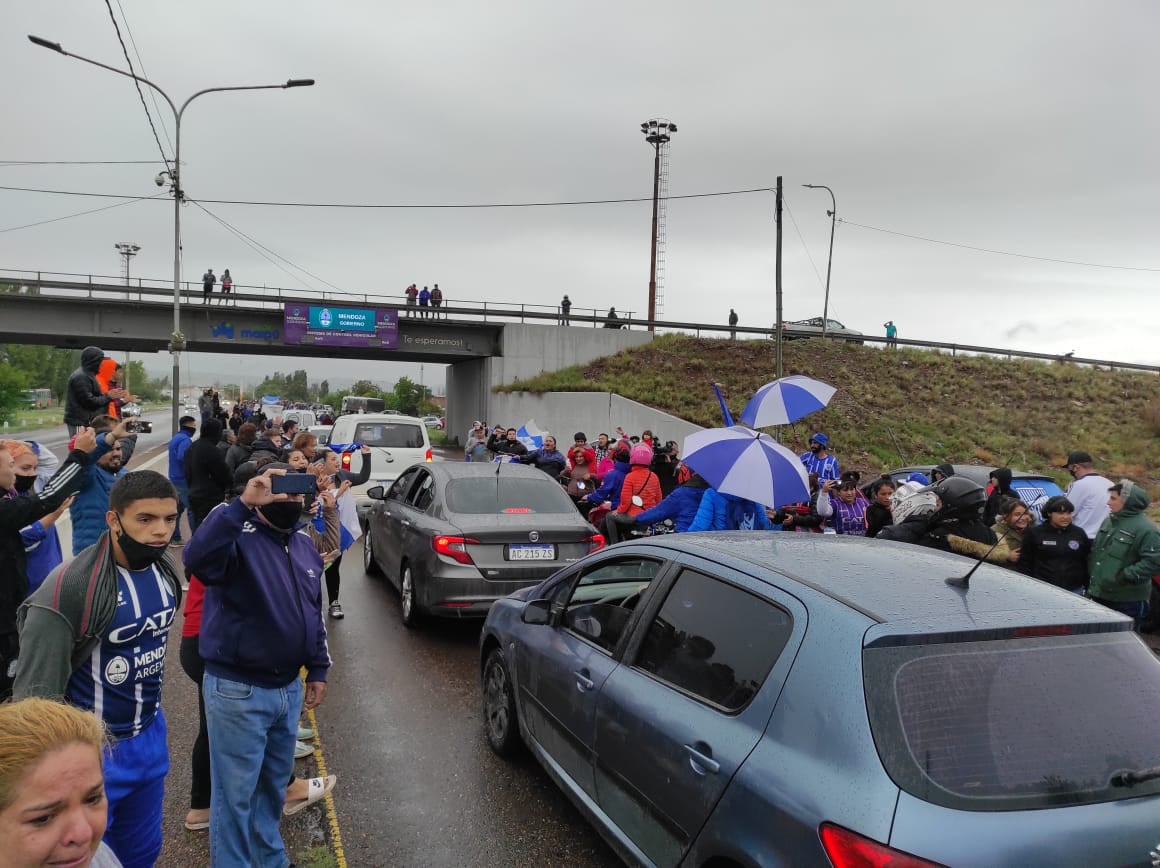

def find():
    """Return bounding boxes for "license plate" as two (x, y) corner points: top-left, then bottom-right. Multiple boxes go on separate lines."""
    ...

(507, 544), (555, 561)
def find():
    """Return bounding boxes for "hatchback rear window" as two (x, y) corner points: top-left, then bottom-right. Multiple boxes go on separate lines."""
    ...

(864, 632), (1160, 811)
(353, 422), (425, 449)
(445, 478), (575, 514)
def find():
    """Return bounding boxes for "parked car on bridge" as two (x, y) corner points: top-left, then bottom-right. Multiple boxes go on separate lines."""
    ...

(783, 316), (863, 342)
(479, 533), (1160, 868)
(363, 462), (604, 627)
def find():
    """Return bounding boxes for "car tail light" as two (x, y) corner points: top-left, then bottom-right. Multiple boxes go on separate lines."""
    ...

(819, 824), (944, 868)
(1012, 625), (1072, 638)
(341, 451), (352, 471)
(432, 535), (478, 565)
(587, 533), (605, 552)
(425, 448), (433, 463)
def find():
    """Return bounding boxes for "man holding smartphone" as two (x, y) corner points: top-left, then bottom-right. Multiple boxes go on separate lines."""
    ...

(184, 467), (331, 867)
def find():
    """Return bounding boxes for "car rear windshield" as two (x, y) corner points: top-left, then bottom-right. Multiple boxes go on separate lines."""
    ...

(445, 478), (575, 514)
(864, 632), (1160, 811)
(353, 422), (425, 449)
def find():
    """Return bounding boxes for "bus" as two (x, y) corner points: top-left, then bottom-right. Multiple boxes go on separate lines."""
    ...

(25, 388), (52, 408)
(340, 396), (385, 416)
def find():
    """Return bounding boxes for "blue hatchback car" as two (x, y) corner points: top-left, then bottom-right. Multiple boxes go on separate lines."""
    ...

(479, 533), (1160, 867)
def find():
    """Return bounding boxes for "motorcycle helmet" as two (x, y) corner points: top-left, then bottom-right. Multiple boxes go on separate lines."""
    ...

(925, 476), (986, 516)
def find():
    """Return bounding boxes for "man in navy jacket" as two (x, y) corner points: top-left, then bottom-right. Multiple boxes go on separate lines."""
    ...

(184, 466), (330, 867)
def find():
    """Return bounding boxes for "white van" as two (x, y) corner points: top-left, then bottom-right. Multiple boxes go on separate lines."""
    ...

(327, 413), (432, 508)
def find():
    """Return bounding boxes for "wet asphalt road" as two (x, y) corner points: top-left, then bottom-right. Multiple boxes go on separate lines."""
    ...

(316, 545), (621, 868)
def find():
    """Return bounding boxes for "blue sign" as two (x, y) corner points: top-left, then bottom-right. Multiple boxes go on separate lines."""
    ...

(308, 306), (376, 333)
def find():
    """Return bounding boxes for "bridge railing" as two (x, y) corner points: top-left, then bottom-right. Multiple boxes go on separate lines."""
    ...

(2, 267), (1157, 374)
(0, 268), (635, 328)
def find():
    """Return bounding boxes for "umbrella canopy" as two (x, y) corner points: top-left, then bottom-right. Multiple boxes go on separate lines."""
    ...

(681, 426), (810, 509)
(739, 375), (836, 427)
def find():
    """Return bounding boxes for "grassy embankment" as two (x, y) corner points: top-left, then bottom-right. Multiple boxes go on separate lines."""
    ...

(1, 401), (169, 433)
(497, 334), (1160, 500)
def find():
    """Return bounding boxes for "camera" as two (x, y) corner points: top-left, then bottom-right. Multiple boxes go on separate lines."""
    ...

(154, 172), (168, 187)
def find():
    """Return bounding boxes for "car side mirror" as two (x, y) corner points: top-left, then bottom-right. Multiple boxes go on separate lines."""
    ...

(521, 598), (553, 626)
(366, 485), (385, 500)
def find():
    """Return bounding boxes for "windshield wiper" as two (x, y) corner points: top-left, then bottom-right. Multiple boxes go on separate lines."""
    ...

(1110, 766), (1160, 787)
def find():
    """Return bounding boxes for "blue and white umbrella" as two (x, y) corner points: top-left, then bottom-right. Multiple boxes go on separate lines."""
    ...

(739, 375), (836, 428)
(681, 426), (810, 509)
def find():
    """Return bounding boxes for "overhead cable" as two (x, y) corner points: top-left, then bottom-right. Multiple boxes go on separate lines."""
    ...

(101, 0), (172, 172)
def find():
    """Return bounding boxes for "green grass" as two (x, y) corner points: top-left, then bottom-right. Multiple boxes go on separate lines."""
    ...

(497, 334), (1160, 497)
(1, 401), (169, 433)
(295, 845), (338, 868)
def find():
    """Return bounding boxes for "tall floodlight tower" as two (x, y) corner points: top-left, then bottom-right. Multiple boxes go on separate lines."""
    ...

(640, 118), (676, 331)
(115, 241), (141, 285)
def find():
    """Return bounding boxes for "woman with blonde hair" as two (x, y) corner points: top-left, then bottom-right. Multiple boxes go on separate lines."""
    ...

(0, 697), (122, 866)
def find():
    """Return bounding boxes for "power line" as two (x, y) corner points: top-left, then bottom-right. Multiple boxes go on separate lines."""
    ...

(0, 194), (163, 235)
(101, 0), (171, 172)
(838, 218), (1160, 273)
(0, 160), (164, 166)
(0, 182), (773, 208)
(113, 0), (175, 156)
(781, 195), (826, 291)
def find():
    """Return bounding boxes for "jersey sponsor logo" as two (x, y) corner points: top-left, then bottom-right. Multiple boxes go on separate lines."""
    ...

(242, 521), (258, 534)
(108, 607), (176, 645)
(105, 656), (130, 685)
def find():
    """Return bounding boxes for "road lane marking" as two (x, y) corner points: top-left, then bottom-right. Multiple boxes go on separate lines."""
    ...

(54, 448), (169, 553)
(305, 695), (348, 868)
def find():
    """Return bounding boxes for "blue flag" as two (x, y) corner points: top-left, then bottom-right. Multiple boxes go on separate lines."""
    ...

(711, 383), (735, 427)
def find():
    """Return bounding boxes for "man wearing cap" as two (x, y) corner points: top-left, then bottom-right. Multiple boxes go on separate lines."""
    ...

(1060, 450), (1112, 539)
(464, 421), (488, 461)
(799, 432), (840, 482)
(1088, 479), (1160, 628)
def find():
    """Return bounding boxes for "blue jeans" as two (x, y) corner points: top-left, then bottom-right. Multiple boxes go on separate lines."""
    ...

(173, 480), (194, 539)
(103, 710), (168, 868)
(1091, 597), (1149, 631)
(204, 673), (302, 868)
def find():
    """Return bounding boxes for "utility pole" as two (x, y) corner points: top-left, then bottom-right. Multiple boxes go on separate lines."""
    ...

(774, 176), (784, 381)
(115, 242), (140, 394)
(802, 184), (837, 337)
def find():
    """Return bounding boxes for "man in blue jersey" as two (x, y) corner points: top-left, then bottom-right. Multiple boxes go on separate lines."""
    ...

(14, 470), (181, 868)
(185, 466), (331, 868)
(799, 432), (841, 482)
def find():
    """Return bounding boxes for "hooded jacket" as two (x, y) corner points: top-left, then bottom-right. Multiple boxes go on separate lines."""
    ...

(184, 498), (332, 687)
(63, 347), (108, 426)
(184, 422), (232, 502)
(70, 435), (136, 556)
(167, 426), (195, 483)
(520, 446), (567, 478)
(1088, 481), (1160, 602)
(95, 358), (122, 420)
(586, 457), (630, 507)
(983, 467), (1015, 526)
(688, 489), (772, 532)
(634, 476), (710, 532)
(614, 464), (663, 518)
(14, 533), (181, 700)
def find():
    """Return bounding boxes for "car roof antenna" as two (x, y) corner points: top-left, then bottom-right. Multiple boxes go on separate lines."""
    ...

(945, 533), (1007, 589)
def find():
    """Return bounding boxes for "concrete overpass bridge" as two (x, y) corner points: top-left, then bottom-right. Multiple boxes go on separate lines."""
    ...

(0, 271), (653, 437)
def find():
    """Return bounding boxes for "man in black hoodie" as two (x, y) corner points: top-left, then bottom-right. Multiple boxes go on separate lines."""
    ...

(63, 346), (124, 435)
(184, 418), (233, 527)
(983, 467), (1015, 526)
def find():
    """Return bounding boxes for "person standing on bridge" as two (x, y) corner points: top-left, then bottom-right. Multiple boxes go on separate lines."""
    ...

(418, 285), (431, 318)
(202, 268), (216, 304)
(729, 308), (739, 339)
(220, 268), (233, 305)
(603, 307), (622, 329)
(430, 283), (443, 318)
(884, 320), (898, 348)
(405, 282), (418, 312)
(560, 294), (572, 325)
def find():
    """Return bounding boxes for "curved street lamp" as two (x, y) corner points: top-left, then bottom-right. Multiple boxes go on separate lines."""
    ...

(802, 183), (836, 338)
(29, 34), (314, 435)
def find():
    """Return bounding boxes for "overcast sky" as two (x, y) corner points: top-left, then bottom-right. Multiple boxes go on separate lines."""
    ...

(4, 0), (1158, 388)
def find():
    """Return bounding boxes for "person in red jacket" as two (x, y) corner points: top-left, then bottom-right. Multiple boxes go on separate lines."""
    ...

(601, 444), (663, 544)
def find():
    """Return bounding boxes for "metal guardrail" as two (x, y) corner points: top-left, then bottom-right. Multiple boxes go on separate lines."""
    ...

(1, 266), (1157, 374)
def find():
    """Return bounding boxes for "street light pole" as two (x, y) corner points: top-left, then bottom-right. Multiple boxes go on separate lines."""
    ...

(28, 35), (314, 434)
(802, 184), (836, 338)
(640, 119), (676, 333)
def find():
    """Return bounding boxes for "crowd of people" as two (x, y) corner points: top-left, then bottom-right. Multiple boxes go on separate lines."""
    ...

(403, 283), (444, 317)
(200, 268), (234, 305)
(463, 422), (1160, 631)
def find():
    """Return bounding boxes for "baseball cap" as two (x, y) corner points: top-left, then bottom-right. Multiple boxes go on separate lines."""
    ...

(472, 420), (483, 429)
(1058, 450), (1093, 468)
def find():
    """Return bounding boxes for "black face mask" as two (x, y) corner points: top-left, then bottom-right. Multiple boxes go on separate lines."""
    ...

(114, 520), (171, 570)
(14, 474), (37, 494)
(259, 502), (302, 531)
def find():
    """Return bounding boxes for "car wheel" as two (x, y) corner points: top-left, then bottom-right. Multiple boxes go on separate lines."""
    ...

(400, 562), (421, 628)
(363, 531), (382, 577)
(482, 646), (521, 757)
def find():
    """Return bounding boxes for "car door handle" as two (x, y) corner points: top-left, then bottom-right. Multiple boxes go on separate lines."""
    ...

(685, 743), (721, 776)
(573, 670), (594, 692)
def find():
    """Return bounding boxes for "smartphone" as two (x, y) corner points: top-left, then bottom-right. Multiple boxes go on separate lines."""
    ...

(271, 473), (317, 495)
